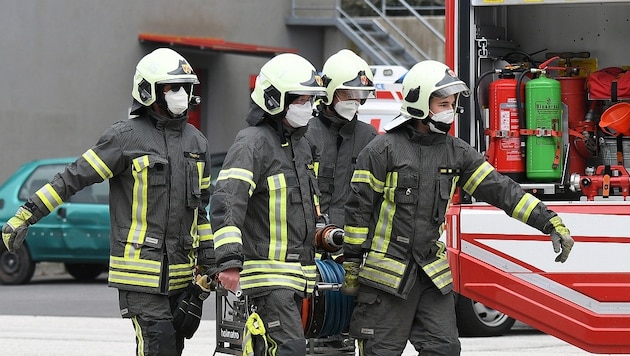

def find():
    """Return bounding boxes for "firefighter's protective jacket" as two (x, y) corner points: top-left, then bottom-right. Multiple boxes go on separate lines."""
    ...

(28, 110), (214, 295)
(211, 105), (319, 297)
(304, 108), (377, 227)
(343, 123), (557, 299)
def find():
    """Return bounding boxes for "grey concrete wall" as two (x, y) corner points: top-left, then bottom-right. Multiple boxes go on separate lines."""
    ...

(0, 0), (440, 184)
(0, 0), (327, 184)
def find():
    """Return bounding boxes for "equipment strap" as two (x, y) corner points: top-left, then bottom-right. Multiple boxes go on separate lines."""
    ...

(484, 129), (520, 138)
(519, 128), (563, 137)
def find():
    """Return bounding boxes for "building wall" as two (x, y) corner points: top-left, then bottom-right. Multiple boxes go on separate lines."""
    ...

(0, 0), (442, 184)
(0, 0), (326, 183)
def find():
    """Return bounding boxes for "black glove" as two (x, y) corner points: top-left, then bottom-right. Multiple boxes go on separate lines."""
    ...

(175, 274), (211, 339)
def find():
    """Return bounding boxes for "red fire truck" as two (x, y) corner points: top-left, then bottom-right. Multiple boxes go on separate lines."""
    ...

(441, 0), (630, 353)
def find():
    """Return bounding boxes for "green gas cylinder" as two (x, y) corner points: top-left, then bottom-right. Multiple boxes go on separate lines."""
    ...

(525, 74), (563, 181)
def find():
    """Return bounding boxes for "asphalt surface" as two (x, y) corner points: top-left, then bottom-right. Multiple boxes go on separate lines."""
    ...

(0, 314), (622, 356)
(0, 264), (626, 355)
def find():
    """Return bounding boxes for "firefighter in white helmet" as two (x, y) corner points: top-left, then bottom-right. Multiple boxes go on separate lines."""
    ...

(341, 60), (574, 355)
(211, 53), (327, 355)
(3, 47), (214, 355)
(304, 49), (377, 229)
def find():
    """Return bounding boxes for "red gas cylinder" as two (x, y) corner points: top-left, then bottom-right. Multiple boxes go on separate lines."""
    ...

(558, 77), (589, 175)
(558, 77), (586, 127)
(487, 75), (525, 175)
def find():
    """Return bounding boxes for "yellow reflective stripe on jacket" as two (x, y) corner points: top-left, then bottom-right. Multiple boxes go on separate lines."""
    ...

(438, 176), (460, 236)
(169, 263), (194, 291)
(313, 161), (320, 177)
(214, 226), (242, 248)
(34, 184), (63, 213)
(82, 148), (114, 180)
(241, 260), (314, 293)
(462, 161), (494, 195)
(382, 171), (397, 202)
(201, 176), (211, 190)
(217, 167), (256, 196)
(372, 172), (397, 253)
(198, 223), (213, 242)
(511, 193), (539, 223)
(191, 209), (199, 249)
(422, 257), (450, 280)
(267, 174), (287, 261)
(421, 241), (453, 292)
(303, 264), (317, 293)
(351, 169), (384, 193)
(195, 161), (208, 190)
(430, 267), (453, 290)
(108, 256), (161, 288)
(422, 258), (453, 291)
(126, 156), (150, 259)
(361, 252), (406, 289)
(343, 225), (368, 245)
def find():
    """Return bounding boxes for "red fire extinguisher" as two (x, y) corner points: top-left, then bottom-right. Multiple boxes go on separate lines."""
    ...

(558, 76), (592, 176)
(486, 72), (526, 176)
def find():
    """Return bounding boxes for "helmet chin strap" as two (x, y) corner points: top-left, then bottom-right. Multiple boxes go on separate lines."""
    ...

(422, 117), (451, 134)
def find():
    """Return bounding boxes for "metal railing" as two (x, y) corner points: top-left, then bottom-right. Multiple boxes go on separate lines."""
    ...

(289, 0), (445, 64)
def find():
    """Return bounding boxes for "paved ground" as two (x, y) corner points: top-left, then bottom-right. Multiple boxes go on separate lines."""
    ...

(0, 314), (621, 356)
(5, 264), (620, 355)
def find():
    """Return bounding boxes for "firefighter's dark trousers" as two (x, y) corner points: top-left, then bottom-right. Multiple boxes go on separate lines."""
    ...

(250, 288), (307, 356)
(349, 270), (461, 356)
(119, 290), (187, 356)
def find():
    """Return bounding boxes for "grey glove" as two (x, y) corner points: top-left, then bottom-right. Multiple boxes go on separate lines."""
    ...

(2, 206), (34, 253)
(341, 261), (360, 296)
(548, 216), (574, 263)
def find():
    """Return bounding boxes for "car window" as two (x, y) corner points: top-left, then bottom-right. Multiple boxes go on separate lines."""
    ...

(18, 164), (66, 200)
(69, 182), (109, 204)
(18, 164), (109, 204)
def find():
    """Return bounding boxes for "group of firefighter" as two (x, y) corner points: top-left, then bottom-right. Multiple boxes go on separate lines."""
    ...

(2, 47), (574, 356)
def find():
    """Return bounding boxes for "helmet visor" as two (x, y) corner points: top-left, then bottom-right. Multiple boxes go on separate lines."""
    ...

(432, 82), (471, 98)
(335, 89), (375, 100)
(159, 83), (193, 94)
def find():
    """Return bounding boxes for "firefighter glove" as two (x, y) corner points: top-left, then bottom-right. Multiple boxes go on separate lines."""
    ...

(548, 216), (574, 263)
(341, 261), (361, 296)
(2, 206), (36, 253)
(176, 274), (211, 339)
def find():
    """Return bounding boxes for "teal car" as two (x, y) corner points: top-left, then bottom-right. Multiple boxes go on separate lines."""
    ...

(0, 158), (110, 284)
(0, 154), (226, 285)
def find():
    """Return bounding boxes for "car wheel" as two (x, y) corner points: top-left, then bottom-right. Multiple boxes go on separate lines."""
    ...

(64, 263), (107, 281)
(0, 245), (36, 285)
(455, 294), (516, 337)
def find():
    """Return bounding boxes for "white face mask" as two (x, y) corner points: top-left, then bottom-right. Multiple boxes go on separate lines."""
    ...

(164, 88), (189, 116)
(427, 109), (455, 134)
(285, 102), (313, 128)
(334, 100), (360, 120)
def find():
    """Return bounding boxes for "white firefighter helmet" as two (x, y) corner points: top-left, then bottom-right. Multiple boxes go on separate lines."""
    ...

(320, 49), (375, 105)
(384, 60), (470, 131)
(131, 48), (199, 112)
(251, 53), (326, 116)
